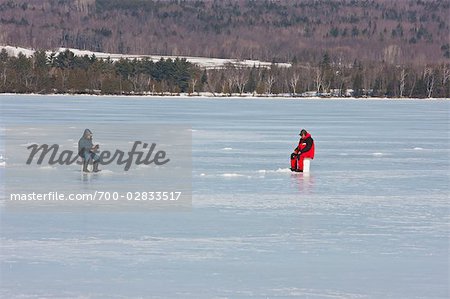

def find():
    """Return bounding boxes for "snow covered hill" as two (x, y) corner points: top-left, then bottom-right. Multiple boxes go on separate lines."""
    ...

(0, 45), (291, 69)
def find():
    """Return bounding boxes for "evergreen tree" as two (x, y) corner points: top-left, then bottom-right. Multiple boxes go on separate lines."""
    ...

(245, 65), (257, 93)
(0, 49), (9, 91)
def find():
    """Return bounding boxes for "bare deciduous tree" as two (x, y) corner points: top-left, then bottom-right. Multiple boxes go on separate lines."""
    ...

(314, 68), (322, 93)
(289, 71), (300, 96)
(265, 73), (275, 95)
(190, 77), (198, 94)
(234, 68), (247, 95)
(226, 76), (234, 96)
(424, 67), (435, 98)
(442, 64), (450, 86)
(399, 68), (407, 97)
(408, 77), (417, 98)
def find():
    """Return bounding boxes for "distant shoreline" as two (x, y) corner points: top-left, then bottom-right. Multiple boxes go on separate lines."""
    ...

(1, 47), (448, 99)
(0, 92), (448, 101)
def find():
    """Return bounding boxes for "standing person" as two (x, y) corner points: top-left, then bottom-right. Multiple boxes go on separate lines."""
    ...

(78, 129), (101, 173)
(290, 129), (315, 172)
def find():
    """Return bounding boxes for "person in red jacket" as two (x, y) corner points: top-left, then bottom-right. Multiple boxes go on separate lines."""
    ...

(291, 129), (315, 172)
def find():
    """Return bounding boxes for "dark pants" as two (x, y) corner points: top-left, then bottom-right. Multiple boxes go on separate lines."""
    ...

(83, 152), (100, 163)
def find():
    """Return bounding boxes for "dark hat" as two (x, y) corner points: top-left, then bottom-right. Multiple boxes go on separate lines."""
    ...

(299, 129), (307, 136)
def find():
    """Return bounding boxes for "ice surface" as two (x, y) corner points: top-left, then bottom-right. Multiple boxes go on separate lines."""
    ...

(0, 95), (449, 298)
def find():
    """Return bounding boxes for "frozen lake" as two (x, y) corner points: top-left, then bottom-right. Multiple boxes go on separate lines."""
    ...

(1, 95), (449, 298)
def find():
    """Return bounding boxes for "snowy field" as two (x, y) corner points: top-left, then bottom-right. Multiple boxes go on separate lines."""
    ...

(0, 45), (291, 69)
(0, 95), (449, 298)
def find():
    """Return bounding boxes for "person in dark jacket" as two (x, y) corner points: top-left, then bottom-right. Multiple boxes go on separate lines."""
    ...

(78, 129), (101, 173)
(291, 129), (315, 172)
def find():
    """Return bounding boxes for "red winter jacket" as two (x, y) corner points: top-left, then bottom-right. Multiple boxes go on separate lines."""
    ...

(295, 133), (315, 159)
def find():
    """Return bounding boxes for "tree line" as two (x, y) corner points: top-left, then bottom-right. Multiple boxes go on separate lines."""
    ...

(0, 49), (448, 98)
(0, 49), (193, 94)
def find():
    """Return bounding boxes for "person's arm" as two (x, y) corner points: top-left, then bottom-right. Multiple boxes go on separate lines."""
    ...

(85, 140), (98, 152)
(294, 139), (302, 154)
(299, 137), (312, 153)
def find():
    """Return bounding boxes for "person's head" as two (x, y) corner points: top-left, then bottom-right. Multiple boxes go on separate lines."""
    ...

(83, 129), (93, 139)
(300, 129), (307, 138)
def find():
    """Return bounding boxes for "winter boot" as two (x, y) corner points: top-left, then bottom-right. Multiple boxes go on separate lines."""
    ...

(82, 160), (90, 173)
(93, 161), (101, 173)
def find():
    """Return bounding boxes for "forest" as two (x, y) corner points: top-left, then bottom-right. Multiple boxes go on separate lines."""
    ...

(1, 49), (448, 98)
(0, 0), (449, 65)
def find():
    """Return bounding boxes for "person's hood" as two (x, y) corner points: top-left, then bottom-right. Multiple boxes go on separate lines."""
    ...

(78, 129), (93, 155)
(82, 129), (92, 138)
(301, 133), (311, 140)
